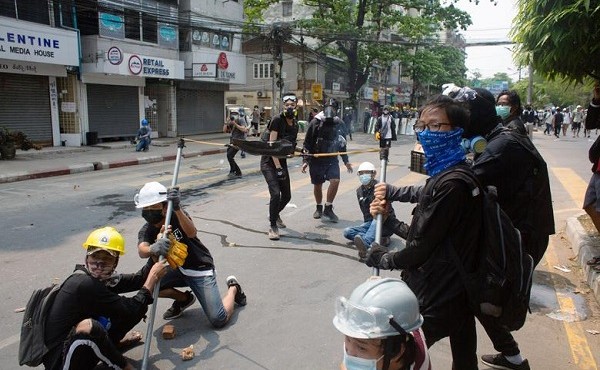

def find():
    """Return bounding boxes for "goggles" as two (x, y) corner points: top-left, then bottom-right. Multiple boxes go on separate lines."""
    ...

(282, 94), (298, 103)
(335, 296), (403, 337)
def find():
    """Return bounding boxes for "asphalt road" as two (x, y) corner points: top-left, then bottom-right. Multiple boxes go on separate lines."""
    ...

(1, 130), (599, 369)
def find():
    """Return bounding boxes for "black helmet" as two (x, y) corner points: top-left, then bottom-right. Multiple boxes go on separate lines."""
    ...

(324, 97), (339, 111)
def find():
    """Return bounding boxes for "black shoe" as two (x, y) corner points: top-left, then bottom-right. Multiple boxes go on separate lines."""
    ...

(354, 235), (368, 259)
(163, 291), (196, 320)
(313, 205), (323, 219)
(322, 205), (339, 222)
(276, 216), (286, 229)
(481, 354), (530, 370)
(226, 276), (247, 306)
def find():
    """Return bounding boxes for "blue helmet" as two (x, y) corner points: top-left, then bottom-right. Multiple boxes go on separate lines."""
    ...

(141, 119), (148, 126)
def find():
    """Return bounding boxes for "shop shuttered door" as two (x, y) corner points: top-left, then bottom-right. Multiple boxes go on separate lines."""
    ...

(87, 84), (139, 137)
(177, 89), (223, 135)
(0, 74), (52, 142)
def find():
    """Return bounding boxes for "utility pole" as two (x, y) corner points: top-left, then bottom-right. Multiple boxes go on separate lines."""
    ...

(270, 24), (289, 113)
(301, 29), (307, 120)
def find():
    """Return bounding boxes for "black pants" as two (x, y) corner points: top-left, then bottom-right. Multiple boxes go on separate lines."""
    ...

(476, 313), (520, 357)
(227, 146), (242, 176)
(422, 293), (479, 370)
(261, 159), (291, 226)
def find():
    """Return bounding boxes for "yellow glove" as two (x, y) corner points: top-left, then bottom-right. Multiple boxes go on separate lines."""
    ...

(375, 132), (381, 141)
(166, 236), (188, 268)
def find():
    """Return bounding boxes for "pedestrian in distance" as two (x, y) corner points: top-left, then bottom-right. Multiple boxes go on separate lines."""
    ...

(302, 97), (353, 223)
(573, 105), (584, 138)
(363, 107), (372, 133)
(562, 107), (572, 137)
(375, 105), (397, 148)
(333, 277), (431, 370)
(225, 112), (248, 177)
(496, 90), (527, 136)
(342, 161), (408, 259)
(135, 181), (247, 326)
(42, 227), (169, 370)
(543, 109), (553, 135)
(365, 94), (482, 370)
(552, 107), (563, 138)
(343, 108), (354, 140)
(251, 105), (261, 137)
(260, 93), (300, 240)
(135, 119), (152, 152)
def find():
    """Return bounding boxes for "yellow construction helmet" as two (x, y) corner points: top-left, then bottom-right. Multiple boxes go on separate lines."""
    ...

(82, 227), (126, 256)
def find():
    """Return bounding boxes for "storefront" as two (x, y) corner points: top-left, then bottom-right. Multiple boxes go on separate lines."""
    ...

(0, 17), (78, 145)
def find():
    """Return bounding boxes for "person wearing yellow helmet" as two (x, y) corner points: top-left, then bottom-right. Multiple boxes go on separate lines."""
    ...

(134, 181), (247, 326)
(42, 227), (168, 370)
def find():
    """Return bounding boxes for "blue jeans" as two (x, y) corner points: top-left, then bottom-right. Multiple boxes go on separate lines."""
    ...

(343, 221), (376, 245)
(160, 268), (228, 328)
(136, 137), (150, 151)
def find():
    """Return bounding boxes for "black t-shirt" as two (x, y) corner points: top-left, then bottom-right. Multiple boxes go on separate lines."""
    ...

(138, 212), (214, 272)
(269, 115), (299, 146)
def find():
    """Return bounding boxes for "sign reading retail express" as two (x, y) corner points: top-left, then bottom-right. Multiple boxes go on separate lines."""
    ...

(192, 63), (217, 78)
(85, 52), (185, 79)
(107, 46), (122, 65)
(0, 17), (78, 66)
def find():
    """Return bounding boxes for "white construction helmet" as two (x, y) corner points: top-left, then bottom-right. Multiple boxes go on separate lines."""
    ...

(134, 182), (167, 208)
(357, 162), (376, 173)
(333, 278), (423, 339)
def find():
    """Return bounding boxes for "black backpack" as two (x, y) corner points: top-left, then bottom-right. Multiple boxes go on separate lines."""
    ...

(19, 271), (83, 366)
(441, 168), (534, 331)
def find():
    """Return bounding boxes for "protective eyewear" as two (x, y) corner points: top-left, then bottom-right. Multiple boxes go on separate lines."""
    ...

(413, 121), (452, 133)
(335, 296), (397, 336)
(87, 260), (113, 270)
(282, 94), (298, 103)
(442, 85), (477, 102)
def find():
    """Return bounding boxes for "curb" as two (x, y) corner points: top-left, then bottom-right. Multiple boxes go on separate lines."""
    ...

(0, 148), (227, 184)
(565, 214), (600, 303)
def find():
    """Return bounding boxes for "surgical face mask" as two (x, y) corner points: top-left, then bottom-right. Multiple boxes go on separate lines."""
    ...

(343, 344), (384, 370)
(461, 136), (487, 154)
(383, 110), (389, 115)
(495, 105), (510, 120)
(142, 209), (163, 224)
(359, 174), (373, 186)
(285, 107), (296, 118)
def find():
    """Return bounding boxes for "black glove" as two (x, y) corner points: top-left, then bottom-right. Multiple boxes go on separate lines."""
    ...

(276, 168), (286, 181)
(365, 243), (394, 270)
(167, 187), (181, 210)
(149, 237), (171, 257)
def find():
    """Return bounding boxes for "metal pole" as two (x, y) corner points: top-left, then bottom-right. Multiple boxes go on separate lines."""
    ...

(373, 146), (389, 276)
(141, 138), (185, 370)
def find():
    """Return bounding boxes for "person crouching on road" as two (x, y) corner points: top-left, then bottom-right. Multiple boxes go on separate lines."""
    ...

(134, 181), (247, 326)
(333, 277), (431, 370)
(136, 118), (152, 152)
(261, 93), (300, 240)
(343, 161), (408, 260)
(43, 227), (168, 370)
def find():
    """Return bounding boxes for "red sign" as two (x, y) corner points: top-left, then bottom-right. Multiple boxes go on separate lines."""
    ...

(217, 52), (228, 70)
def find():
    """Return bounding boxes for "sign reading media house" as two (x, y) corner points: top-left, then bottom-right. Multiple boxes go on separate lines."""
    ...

(0, 17), (78, 66)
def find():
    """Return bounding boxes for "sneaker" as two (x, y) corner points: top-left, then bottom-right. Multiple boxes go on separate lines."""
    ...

(481, 354), (530, 370)
(276, 216), (286, 229)
(313, 205), (323, 219)
(226, 276), (247, 306)
(163, 291), (196, 320)
(354, 235), (368, 259)
(322, 205), (339, 222)
(268, 226), (280, 240)
(380, 236), (391, 247)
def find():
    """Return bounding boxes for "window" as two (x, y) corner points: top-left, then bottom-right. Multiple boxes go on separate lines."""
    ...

(282, 0), (292, 17)
(253, 63), (274, 79)
(0, 0), (49, 24)
(141, 12), (157, 43)
(125, 8), (141, 40)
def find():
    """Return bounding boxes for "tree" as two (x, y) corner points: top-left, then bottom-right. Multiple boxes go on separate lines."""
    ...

(244, 0), (481, 109)
(511, 74), (592, 108)
(512, 0), (600, 83)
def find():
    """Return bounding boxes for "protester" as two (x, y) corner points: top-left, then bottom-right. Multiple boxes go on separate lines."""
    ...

(261, 93), (300, 240)
(343, 108), (353, 140)
(552, 107), (563, 138)
(365, 94), (482, 370)
(375, 105), (397, 148)
(302, 98), (353, 222)
(573, 105), (584, 138)
(135, 119), (152, 152)
(363, 107), (372, 133)
(135, 181), (247, 327)
(496, 90), (527, 135)
(225, 112), (248, 177)
(43, 227), (169, 370)
(583, 83), (600, 269)
(333, 277), (431, 370)
(251, 105), (261, 137)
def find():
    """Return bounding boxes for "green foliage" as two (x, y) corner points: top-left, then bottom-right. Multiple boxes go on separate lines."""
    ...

(511, 75), (593, 108)
(512, 0), (600, 82)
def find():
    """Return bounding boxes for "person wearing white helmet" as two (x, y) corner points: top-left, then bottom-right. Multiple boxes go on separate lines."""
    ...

(333, 277), (431, 370)
(134, 181), (247, 326)
(42, 227), (168, 370)
(343, 161), (408, 259)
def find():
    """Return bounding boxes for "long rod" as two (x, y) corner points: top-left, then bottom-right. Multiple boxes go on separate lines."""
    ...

(373, 147), (389, 276)
(141, 138), (185, 370)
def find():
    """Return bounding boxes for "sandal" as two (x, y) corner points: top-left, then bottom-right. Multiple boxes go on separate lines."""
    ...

(587, 256), (600, 266)
(117, 330), (143, 351)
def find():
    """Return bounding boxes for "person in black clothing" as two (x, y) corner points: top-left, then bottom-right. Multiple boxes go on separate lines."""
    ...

(225, 111), (249, 177)
(43, 227), (168, 370)
(552, 108), (564, 138)
(496, 90), (527, 135)
(365, 95), (482, 370)
(260, 93), (300, 240)
(459, 86), (555, 370)
(302, 98), (353, 222)
(374, 105), (397, 148)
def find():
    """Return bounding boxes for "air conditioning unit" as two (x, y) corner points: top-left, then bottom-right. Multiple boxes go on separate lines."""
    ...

(257, 91), (264, 97)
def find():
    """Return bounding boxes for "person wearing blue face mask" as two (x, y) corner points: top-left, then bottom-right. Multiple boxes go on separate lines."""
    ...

(496, 90), (527, 136)
(333, 277), (431, 370)
(365, 95), (483, 370)
(342, 162), (408, 260)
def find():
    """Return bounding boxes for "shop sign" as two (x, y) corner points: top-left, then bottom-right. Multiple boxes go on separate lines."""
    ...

(192, 63), (217, 78)
(107, 46), (122, 65)
(0, 59), (68, 76)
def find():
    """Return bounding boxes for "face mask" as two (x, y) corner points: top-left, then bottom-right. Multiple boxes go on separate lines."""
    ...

(359, 174), (373, 186)
(142, 209), (163, 224)
(383, 110), (389, 115)
(461, 136), (487, 154)
(418, 128), (466, 176)
(285, 107), (296, 118)
(495, 105), (510, 120)
(343, 344), (383, 370)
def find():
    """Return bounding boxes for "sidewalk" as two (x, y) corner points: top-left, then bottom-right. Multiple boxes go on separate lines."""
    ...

(0, 133), (231, 184)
